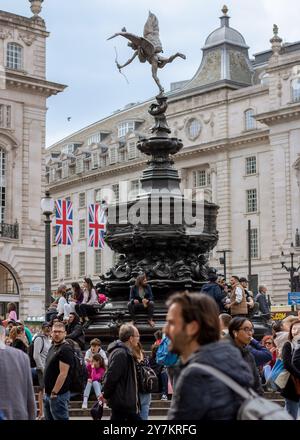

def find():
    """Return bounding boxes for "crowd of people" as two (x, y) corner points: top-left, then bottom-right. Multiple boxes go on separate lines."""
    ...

(0, 272), (300, 421)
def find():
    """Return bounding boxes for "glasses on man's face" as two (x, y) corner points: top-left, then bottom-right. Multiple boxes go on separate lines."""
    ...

(238, 327), (254, 333)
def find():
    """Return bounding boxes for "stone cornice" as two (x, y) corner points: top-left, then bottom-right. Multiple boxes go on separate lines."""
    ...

(47, 129), (269, 193)
(255, 104), (300, 125)
(6, 71), (67, 97)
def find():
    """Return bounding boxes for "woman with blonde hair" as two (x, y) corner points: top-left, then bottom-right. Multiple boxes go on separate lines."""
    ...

(9, 325), (28, 353)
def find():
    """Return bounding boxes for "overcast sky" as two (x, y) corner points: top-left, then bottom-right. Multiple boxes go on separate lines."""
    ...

(1, 0), (299, 147)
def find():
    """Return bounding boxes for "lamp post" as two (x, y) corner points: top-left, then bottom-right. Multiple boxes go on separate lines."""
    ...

(280, 242), (300, 293)
(41, 191), (54, 313)
(216, 249), (231, 281)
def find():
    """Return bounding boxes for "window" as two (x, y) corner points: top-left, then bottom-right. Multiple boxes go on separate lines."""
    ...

(246, 156), (257, 175)
(61, 144), (74, 155)
(250, 228), (258, 258)
(112, 184), (119, 202)
(79, 192), (86, 208)
(0, 105), (11, 128)
(79, 252), (85, 277)
(101, 155), (108, 167)
(193, 170), (208, 187)
(245, 109), (256, 130)
(62, 161), (69, 178)
(92, 152), (99, 169)
(187, 118), (201, 140)
(76, 158), (83, 173)
(95, 249), (102, 274)
(130, 180), (140, 200)
(79, 219), (86, 239)
(291, 78), (300, 103)
(0, 148), (5, 223)
(247, 189), (257, 213)
(128, 142), (137, 160)
(52, 257), (58, 280)
(118, 121), (135, 138)
(119, 150), (126, 162)
(110, 147), (117, 164)
(87, 132), (101, 145)
(50, 168), (56, 183)
(6, 43), (23, 70)
(65, 254), (71, 278)
(84, 160), (90, 172)
(95, 189), (102, 203)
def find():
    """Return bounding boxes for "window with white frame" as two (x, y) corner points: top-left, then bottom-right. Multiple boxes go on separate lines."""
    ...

(95, 249), (102, 274)
(128, 142), (137, 160)
(87, 132), (101, 145)
(92, 152), (99, 168)
(291, 78), (300, 102)
(112, 184), (119, 202)
(246, 189), (257, 213)
(79, 219), (86, 239)
(109, 147), (117, 164)
(192, 170), (208, 187)
(95, 189), (102, 203)
(6, 43), (23, 70)
(250, 228), (258, 258)
(79, 252), (86, 277)
(76, 157), (83, 173)
(52, 257), (58, 279)
(245, 109), (256, 130)
(0, 105), (11, 128)
(62, 161), (69, 178)
(65, 254), (71, 278)
(0, 148), (6, 223)
(119, 149), (126, 162)
(61, 144), (74, 155)
(187, 118), (201, 140)
(84, 159), (90, 172)
(79, 192), (86, 208)
(246, 156), (257, 175)
(118, 121), (135, 138)
(101, 155), (108, 167)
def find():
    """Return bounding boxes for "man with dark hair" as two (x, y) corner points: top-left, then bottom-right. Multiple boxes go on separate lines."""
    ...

(225, 276), (248, 317)
(44, 322), (74, 420)
(201, 271), (225, 312)
(166, 291), (254, 420)
(102, 324), (141, 421)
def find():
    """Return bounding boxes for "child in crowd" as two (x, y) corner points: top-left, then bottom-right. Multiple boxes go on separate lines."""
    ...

(84, 338), (108, 367)
(82, 353), (106, 409)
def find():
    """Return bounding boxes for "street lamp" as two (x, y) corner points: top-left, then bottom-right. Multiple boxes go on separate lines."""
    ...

(216, 249), (231, 281)
(41, 191), (54, 313)
(280, 242), (300, 293)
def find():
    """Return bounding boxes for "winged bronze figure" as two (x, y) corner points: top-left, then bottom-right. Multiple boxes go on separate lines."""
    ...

(107, 11), (186, 95)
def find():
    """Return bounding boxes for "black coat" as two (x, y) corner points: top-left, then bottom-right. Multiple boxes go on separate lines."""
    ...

(201, 282), (225, 312)
(168, 340), (255, 420)
(66, 316), (85, 350)
(281, 341), (300, 402)
(102, 340), (139, 413)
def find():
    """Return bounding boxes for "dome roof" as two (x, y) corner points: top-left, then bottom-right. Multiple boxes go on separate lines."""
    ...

(205, 26), (247, 48)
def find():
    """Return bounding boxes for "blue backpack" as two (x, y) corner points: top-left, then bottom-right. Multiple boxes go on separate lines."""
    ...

(156, 336), (178, 367)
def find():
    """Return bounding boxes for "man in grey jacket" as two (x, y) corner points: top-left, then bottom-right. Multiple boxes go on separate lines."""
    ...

(33, 322), (52, 420)
(0, 325), (36, 420)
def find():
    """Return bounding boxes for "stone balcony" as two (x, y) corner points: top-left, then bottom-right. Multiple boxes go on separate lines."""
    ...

(0, 222), (19, 239)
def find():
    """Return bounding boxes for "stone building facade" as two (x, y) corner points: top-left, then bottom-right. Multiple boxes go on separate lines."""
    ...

(47, 8), (300, 305)
(0, 3), (65, 320)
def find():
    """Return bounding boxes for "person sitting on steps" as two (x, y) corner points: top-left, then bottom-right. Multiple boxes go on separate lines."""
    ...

(128, 273), (155, 328)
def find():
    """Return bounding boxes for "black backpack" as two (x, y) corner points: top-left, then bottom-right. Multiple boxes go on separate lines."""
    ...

(69, 346), (88, 394)
(28, 335), (45, 368)
(138, 365), (159, 393)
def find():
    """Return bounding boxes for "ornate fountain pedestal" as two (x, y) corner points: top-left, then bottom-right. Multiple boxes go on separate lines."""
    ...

(85, 96), (219, 346)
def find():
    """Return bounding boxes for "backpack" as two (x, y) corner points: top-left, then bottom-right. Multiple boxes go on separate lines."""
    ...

(138, 365), (159, 393)
(28, 335), (45, 368)
(156, 336), (178, 367)
(184, 363), (292, 420)
(70, 347), (88, 394)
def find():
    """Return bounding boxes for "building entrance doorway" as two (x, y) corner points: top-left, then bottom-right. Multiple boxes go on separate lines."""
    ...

(0, 263), (19, 320)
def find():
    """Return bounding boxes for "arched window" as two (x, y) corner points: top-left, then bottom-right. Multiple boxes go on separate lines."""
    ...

(0, 148), (6, 223)
(245, 109), (256, 130)
(6, 43), (23, 70)
(291, 78), (300, 103)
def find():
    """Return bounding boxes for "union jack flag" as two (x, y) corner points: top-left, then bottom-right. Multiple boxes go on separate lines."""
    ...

(88, 204), (106, 249)
(55, 199), (73, 245)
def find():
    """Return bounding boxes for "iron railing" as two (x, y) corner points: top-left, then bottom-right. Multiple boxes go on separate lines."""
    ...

(0, 222), (19, 239)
